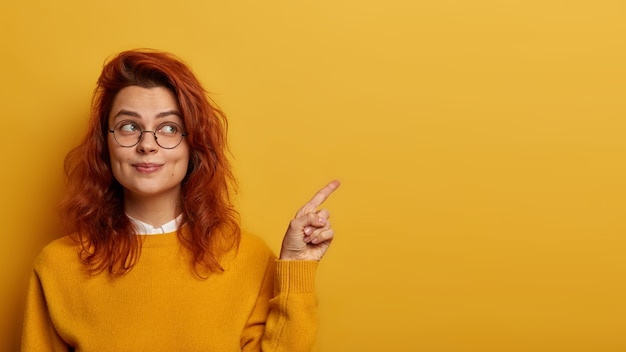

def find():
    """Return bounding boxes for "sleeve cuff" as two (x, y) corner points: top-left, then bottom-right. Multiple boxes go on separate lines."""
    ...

(275, 260), (318, 293)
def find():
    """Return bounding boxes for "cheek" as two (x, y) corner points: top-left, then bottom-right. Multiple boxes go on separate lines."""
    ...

(107, 146), (131, 179)
(108, 150), (123, 167)
(107, 139), (120, 164)
(176, 155), (191, 178)
(179, 148), (191, 176)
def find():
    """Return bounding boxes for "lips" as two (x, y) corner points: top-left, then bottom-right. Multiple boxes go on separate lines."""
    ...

(133, 162), (163, 173)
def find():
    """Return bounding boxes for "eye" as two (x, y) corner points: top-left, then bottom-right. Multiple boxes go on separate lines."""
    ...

(117, 121), (140, 133)
(158, 123), (180, 135)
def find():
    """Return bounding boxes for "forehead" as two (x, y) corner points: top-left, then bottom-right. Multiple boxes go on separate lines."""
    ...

(109, 86), (180, 120)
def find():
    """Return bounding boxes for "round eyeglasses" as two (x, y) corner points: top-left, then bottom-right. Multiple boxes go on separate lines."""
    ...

(108, 120), (187, 149)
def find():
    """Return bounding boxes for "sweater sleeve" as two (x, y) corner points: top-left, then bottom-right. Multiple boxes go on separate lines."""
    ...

(242, 259), (319, 352)
(21, 269), (69, 352)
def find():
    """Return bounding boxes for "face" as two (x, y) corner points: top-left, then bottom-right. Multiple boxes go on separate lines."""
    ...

(107, 85), (190, 205)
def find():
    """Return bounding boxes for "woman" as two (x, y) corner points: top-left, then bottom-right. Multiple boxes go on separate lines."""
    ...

(21, 49), (339, 351)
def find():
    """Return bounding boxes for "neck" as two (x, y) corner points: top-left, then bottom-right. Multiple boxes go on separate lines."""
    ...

(123, 191), (181, 228)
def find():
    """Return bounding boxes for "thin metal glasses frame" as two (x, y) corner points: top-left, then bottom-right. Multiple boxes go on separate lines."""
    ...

(108, 121), (187, 149)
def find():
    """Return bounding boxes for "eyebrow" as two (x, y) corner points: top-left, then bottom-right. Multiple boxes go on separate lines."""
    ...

(112, 109), (182, 120)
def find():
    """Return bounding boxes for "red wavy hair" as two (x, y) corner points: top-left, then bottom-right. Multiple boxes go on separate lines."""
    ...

(60, 49), (240, 276)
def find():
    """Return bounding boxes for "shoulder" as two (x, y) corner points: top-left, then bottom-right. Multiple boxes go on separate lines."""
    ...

(224, 231), (276, 271)
(239, 231), (272, 251)
(237, 231), (276, 259)
(33, 235), (81, 274)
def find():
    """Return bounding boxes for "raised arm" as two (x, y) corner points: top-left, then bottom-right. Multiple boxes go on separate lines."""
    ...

(243, 181), (341, 351)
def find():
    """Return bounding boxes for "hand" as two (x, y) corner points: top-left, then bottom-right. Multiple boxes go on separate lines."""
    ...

(279, 180), (341, 261)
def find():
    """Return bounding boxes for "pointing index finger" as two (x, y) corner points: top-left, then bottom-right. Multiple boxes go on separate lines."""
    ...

(297, 180), (341, 217)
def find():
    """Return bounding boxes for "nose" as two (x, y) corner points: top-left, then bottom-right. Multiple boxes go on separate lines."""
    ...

(136, 130), (158, 153)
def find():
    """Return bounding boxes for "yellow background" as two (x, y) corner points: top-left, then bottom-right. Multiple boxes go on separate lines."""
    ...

(1, 1), (624, 351)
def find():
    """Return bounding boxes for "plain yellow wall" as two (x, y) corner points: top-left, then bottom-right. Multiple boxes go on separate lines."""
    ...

(1, 1), (625, 351)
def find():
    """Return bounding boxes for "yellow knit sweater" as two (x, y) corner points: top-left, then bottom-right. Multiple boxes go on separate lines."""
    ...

(21, 231), (319, 352)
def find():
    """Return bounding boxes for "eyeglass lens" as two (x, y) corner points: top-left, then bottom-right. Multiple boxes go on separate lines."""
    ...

(110, 120), (185, 149)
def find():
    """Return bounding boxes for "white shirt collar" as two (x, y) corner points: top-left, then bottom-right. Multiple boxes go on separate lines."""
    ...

(127, 214), (182, 235)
